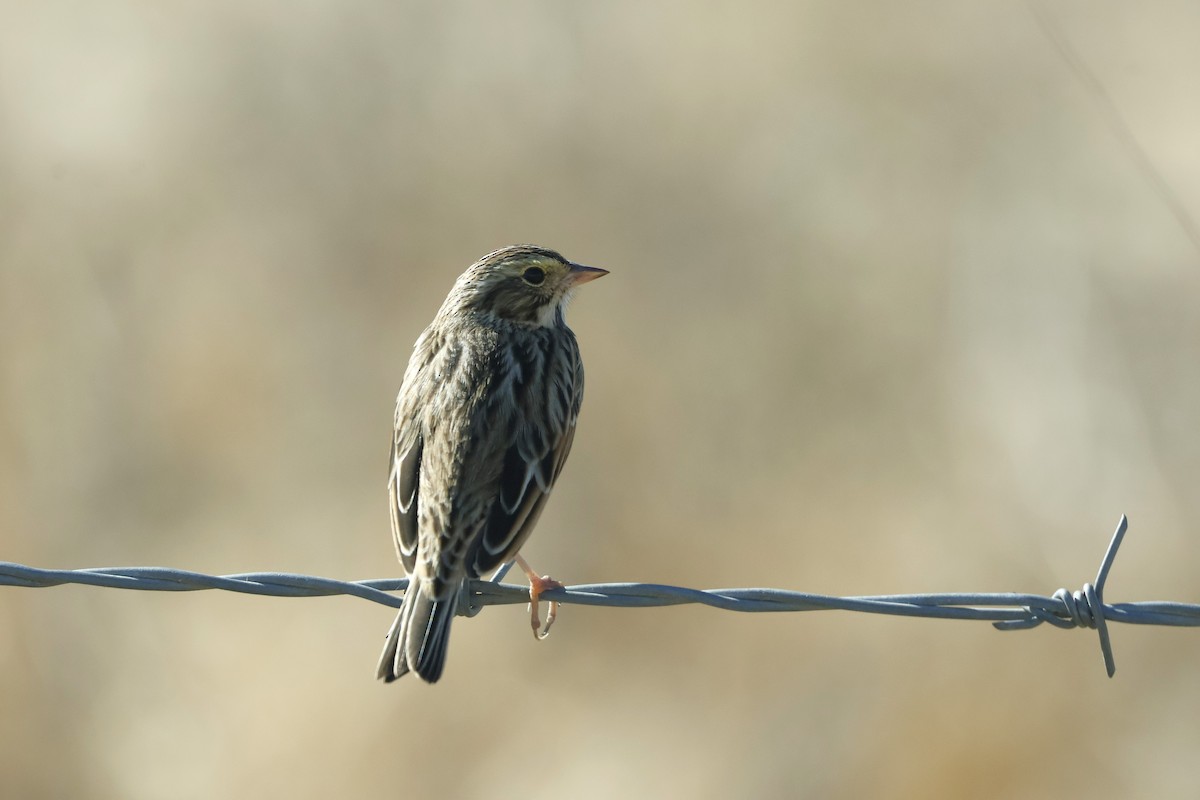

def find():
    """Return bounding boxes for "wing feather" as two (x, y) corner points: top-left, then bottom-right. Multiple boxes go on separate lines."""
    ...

(389, 432), (422, 571)
(472, 421), (577, 574)
(469, 336), (583, 576)
(389, 328), (441, 574)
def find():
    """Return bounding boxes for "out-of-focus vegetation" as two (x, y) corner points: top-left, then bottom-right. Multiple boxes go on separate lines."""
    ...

(2, 2), (1198, 798)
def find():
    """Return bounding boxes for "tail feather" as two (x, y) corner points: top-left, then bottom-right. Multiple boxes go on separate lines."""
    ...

(376, 608), (410, 682)
(376, 576), (458, 683)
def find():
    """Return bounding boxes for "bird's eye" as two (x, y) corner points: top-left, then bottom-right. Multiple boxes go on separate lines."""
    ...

(522, 267), (546, 286)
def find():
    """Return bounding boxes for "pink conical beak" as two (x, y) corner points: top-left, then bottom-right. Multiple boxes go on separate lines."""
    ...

(568, 262), (609, 284)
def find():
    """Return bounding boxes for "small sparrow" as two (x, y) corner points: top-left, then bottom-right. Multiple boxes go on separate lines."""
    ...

(377, 245), (607, 683)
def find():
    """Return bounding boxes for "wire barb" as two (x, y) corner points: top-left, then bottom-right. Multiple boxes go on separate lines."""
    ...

(3, 515), (1197, 678)
(992, 515), (1127, 676)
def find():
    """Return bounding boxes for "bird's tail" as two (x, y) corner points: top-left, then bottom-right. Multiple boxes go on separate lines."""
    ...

(376, 575), (459, 683)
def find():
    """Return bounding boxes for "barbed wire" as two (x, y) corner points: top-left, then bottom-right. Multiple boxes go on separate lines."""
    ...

(3, 516), (1198, 677)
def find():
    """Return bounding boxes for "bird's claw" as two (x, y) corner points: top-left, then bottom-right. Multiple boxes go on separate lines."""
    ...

(527, 574), (564, 640)
(514, 554), (564, 640)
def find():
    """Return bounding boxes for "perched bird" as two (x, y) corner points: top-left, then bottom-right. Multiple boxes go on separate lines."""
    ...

(377, 245), (607, 683)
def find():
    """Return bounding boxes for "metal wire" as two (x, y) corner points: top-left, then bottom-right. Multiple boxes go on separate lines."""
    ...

(3, 516), (1197, 677)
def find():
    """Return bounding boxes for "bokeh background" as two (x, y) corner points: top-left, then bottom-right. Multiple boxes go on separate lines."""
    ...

(2, 1), (1199, 798)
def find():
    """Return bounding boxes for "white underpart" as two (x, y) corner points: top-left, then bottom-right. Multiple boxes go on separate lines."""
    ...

(535, 287), (574, 327)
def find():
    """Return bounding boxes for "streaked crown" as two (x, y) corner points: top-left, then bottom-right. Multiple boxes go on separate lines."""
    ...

(446, 245), (607, 327)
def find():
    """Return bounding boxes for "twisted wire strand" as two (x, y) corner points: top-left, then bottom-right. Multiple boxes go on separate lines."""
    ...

(3, 516), (1197, 676)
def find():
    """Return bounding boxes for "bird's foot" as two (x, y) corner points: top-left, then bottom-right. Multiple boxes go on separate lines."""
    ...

(514, 554), (564, 640)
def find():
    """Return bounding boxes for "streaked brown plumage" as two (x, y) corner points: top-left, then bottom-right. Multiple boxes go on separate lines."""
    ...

(377, 245), (606, 683)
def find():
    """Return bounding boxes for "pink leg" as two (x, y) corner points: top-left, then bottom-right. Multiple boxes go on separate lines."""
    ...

(513, 554), (564, 640)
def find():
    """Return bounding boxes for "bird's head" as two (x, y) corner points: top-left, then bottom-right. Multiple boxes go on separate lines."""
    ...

(449, 245), (607, 327)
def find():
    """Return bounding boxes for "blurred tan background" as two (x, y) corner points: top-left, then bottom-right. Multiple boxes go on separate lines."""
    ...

(2, 1), (1199, 798)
